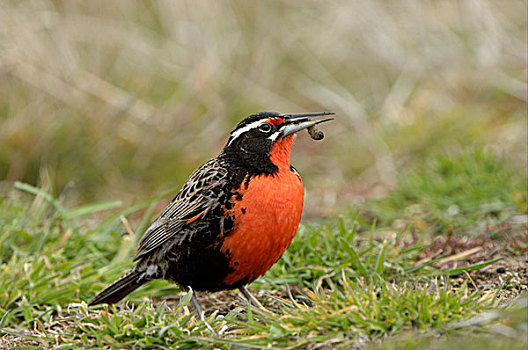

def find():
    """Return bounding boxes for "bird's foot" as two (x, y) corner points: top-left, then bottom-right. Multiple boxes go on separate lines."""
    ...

(188, 287), (216, 334)
(238, 286), (271, 313)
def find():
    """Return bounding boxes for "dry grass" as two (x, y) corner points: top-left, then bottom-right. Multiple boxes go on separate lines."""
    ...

(0, 1), (525, 216)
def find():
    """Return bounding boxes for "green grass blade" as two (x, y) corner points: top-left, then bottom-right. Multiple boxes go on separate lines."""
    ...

(375, 240), (387, 275)
(88, 186), (180, 235)
(65, 200), (123, 219)
(369, 219), (376, 254)
(14, 181), (66, 218)
(342, 239), (369, 278)
(440, 258), (503, 276)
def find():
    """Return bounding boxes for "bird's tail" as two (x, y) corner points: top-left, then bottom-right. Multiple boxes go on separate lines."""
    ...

(89, 269), (146, 306)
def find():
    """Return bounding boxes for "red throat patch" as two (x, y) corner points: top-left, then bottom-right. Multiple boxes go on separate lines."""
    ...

(269, 134), (295, 170)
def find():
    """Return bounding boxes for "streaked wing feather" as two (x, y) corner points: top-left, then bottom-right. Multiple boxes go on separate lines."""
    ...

(133, 159), (227, 261)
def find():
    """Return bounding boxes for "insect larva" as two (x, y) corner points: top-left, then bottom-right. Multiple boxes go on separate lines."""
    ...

(307, 125), (325, 140)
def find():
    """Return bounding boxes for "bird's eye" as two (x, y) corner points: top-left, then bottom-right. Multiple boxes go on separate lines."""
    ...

(259, 123), (272, 133)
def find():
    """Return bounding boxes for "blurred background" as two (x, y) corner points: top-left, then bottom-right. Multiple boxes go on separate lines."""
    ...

(0, 0), (526, 217)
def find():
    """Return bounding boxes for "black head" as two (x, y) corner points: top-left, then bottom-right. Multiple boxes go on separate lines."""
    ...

(219, 112), (333, 175)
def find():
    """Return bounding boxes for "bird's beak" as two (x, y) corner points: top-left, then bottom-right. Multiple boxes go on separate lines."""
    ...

(280, 112), (334, 136)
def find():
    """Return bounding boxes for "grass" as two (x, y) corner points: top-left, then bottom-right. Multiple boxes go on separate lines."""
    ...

(369, 297), (528, 350)
(0, 1), (526, 348)
(0, 149), (526, 348)
(365, 148), (526, 234)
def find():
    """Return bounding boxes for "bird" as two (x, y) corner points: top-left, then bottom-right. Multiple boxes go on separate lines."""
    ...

(89, 111), (333, 314)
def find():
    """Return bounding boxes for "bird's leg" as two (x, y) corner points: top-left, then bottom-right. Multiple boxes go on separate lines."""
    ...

(238, 286), (268, 312)
(190, 293), (204, 319)
(187, 287), (216, 333)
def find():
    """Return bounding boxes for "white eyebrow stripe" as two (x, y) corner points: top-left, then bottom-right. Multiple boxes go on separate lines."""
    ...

(267, 132), (281, 142)
(226, 120), (265, 147)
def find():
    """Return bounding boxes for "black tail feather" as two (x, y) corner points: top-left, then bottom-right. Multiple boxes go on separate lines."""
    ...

(89, 270), (145, 306)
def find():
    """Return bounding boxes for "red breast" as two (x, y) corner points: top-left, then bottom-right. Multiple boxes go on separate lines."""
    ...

(219, 134), (304, 286)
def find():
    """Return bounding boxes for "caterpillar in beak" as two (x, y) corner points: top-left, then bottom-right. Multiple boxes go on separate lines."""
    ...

(307, 125), (325, 140)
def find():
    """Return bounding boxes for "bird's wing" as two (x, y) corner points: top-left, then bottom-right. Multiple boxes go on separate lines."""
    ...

(133, 159), (228, 261)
